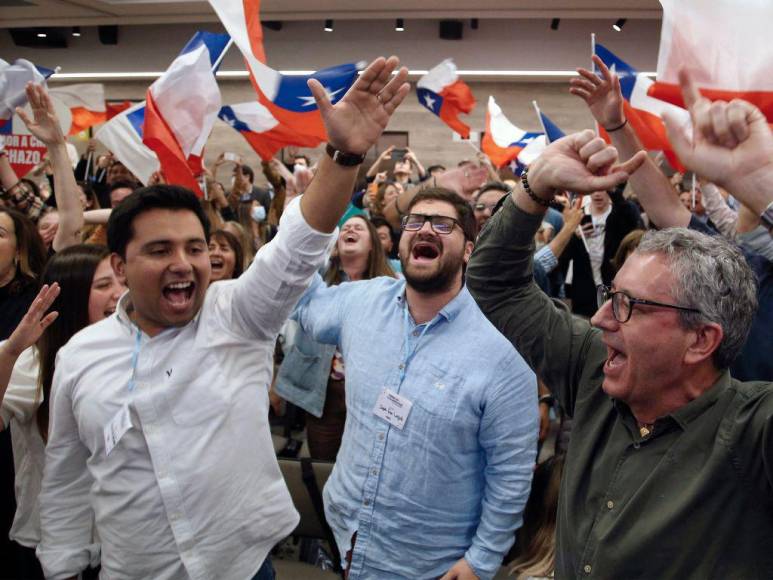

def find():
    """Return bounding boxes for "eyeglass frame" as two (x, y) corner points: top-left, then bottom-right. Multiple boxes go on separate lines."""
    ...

(596, 284), (702, 323)
(400, 213), (462, 235)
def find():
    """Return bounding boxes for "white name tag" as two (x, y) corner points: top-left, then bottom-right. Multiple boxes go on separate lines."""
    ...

(373, 388), (413, 430)
(104, 403), (132, 456)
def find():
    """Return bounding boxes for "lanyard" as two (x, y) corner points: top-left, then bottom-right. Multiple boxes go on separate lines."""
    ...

(127, 326), (142, 392)
(400, 302), (431, 383)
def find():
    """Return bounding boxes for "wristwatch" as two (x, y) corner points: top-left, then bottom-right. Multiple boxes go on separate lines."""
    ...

(761, 200), (773, 233)
(325, 143), (366, 167)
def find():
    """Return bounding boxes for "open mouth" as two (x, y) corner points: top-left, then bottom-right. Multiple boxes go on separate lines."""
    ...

(604, 344), (627, 373)
(162, 281), (195, 311)
(210, 257), (224, 271)
(104, 306), (116, 317)
(411, 241), (440, 262)
(342, 233), (359, 244)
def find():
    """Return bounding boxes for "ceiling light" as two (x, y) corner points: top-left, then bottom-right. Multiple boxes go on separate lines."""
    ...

(550, 18), (560, 31)
(395, 18), (404, 32)
(324, 19), (333, 32)
(613, 18), (627, 32)
(72, 26), (81, 37)
(37, 32), (47, 38)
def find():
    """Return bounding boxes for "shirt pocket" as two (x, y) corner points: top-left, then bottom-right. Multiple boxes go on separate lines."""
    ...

(412, 363), (466, 420)
(161, 352), (232, 426)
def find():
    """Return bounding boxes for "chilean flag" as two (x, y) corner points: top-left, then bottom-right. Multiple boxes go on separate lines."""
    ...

(208, 0), (359, 143)
(143, 31), (230, 196)
(594, 43), (689, 170)
(48, 84), (107, 135)
(416, 59), (476, 139)
(0, 59), (54, 135)
(218, 102), (320, 161)
(651, 0), (773, 121)
(95, 102), (159, 185)
(481, 96), (543, 168)
(534, 105), (566, 144)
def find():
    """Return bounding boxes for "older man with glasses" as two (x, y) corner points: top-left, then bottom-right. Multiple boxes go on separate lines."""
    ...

(290, 187), (538, 580)
(467, 94), (772, 578)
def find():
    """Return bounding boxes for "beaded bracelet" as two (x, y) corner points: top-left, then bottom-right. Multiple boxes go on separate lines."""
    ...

(521, 167), (552, 208)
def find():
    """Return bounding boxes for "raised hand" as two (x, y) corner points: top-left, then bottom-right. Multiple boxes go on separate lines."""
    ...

(436, 164), (489, 200)
(528, 130), (647, 198)
(570, 55), (625, 130)
(308, 56), (410, 156)
(15, 83), (66, 147)
(662, 69), (773, 203)
(5, 283), (60, 357)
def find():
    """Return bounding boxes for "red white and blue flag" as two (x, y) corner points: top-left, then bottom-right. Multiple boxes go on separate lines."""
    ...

(208, 0), (359, 143)
(651, 0), (773, 122)
(0, 59), (55, 134)
(416, 59), (476, 139)
(143, 31), (230, 195)
(48, 84), (107, 136)
(481, 96), (543, 168)
(594, 43), (689, 170)
(218, 102), (320, 161)
(95, 102), (159, 186)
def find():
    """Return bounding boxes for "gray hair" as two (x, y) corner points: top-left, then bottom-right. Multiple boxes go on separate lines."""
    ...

(635, 228), (757, 370)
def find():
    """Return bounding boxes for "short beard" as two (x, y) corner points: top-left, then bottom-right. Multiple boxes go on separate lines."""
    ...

(400, 252), (463, 295)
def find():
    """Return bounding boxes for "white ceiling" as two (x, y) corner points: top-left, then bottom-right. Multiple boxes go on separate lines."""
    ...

(2, 0), (663, 27)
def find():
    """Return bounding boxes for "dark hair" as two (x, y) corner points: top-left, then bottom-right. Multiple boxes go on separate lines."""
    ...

(239, 164), (255, 184)
(476, 181), (511, 201)
(19, 178), (40, 198)
(407, 188), (477, 241)
(36, 244), (110, 440)
(373, 181), (401, 216)
(426, 164), (446, 174)
(107, 184), (211, 258)
(76, 180), (101, 210)
(324, 214), (396, 286)
(107, 179), (139, 196)
(0, 207), (47, 295)
(210, 229), (245, 279)
(293, 154), (311, 165)
(369, 215), (392, 231)
(611, 229), (645, 271)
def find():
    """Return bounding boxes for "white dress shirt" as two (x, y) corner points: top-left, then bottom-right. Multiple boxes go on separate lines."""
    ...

(37, 198), (335, 580)
(0, 344), (45, 549)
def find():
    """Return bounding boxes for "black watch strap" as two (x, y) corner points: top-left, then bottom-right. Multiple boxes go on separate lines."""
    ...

(326, 143), (366, 166)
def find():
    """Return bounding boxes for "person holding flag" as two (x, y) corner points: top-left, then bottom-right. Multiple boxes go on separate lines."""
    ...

(36, 56), (410, 580)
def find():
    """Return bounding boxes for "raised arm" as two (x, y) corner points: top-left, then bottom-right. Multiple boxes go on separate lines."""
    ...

(466, 131), (645, 412)
(228, 57), (410, 340)
(662, 70), (773, 221)
(365, 145), (394, 178)
(570, 56), (691, 228)
(404, 148), (426, 180)
(17, 83), (83, 251)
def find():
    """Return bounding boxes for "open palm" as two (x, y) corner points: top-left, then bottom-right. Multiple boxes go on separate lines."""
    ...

(309, 56), (410, 155)
(16, 83), (65, 146)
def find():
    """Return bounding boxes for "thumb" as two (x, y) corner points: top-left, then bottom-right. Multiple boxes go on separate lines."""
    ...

(614, 150), (648, 176)
(582, 170), (631, 192)
(307, 79), (332, 115)
(662, 109), (694, 166)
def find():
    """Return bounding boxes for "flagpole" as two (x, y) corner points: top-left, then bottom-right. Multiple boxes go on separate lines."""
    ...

(691, 173), (697, 210)
(211, 38), (235, 73)
(591, 33), (599, 136)
(532, 100), (548, 137)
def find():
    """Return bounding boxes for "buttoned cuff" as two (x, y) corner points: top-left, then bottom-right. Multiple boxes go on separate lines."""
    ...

(464, 545), (499, 580)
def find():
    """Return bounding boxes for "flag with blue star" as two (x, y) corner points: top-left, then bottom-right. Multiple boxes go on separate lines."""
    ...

(416, 59), (476, 139)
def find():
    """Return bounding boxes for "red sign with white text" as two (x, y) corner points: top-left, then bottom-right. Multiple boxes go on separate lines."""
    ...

(3, 134), (47, 177)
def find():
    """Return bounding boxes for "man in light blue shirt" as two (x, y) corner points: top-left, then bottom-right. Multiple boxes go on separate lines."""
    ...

(294, 188), (538, 580)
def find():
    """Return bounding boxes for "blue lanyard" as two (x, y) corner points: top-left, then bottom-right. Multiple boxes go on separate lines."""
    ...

(400, 302), (431, 383)
(127, 326), (142, 392)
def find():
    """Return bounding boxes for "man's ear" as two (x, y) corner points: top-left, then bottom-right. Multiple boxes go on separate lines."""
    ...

(110, 252), (128, 286)
(463, 240), (474, 264)
(684, 322), (724, 366)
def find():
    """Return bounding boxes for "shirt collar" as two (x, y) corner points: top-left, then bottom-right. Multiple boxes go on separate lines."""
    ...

(669, 370), (731, 430)
(115, 290), (205, 337)
(395, 282), (471, 324)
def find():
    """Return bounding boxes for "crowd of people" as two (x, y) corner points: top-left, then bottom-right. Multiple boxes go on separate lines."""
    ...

(0, 51), (770, 580)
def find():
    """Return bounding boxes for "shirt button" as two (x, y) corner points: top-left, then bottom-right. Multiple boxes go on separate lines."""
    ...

(371, 468), (378, 476)
(412, 330), (420, 337)
(584, 564), (592, 574)
(378, 433), (385, 441)
(606, 500), (614, 509)
(398, 363), (405, 370)
(363, 499), (370, 506)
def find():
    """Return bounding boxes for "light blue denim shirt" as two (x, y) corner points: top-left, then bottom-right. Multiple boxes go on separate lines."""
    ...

(294, 275), (538, 580)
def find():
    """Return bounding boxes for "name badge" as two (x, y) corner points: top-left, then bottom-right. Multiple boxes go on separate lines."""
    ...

(373, 388), (413, 430)
(104, 403), (132, 456)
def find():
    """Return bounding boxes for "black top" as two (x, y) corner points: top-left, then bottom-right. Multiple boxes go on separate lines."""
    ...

(0, 276), (38, 341)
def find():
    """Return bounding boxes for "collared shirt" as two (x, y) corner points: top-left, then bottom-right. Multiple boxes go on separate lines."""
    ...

(468, 196), (773, 579)
(0, 344), (46, 548)
(37, 198), (335, 580)
(294, 277), (537, 580)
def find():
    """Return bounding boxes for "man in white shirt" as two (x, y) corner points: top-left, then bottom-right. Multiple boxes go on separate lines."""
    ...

(36, 57), (410, 580)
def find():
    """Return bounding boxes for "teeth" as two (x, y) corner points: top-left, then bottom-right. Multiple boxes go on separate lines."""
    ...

(167, 282), (192, 290)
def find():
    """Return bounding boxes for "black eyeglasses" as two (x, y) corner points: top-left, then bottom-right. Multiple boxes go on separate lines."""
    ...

(596, 285), (702, 323)
(401, 213), (461, 235)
